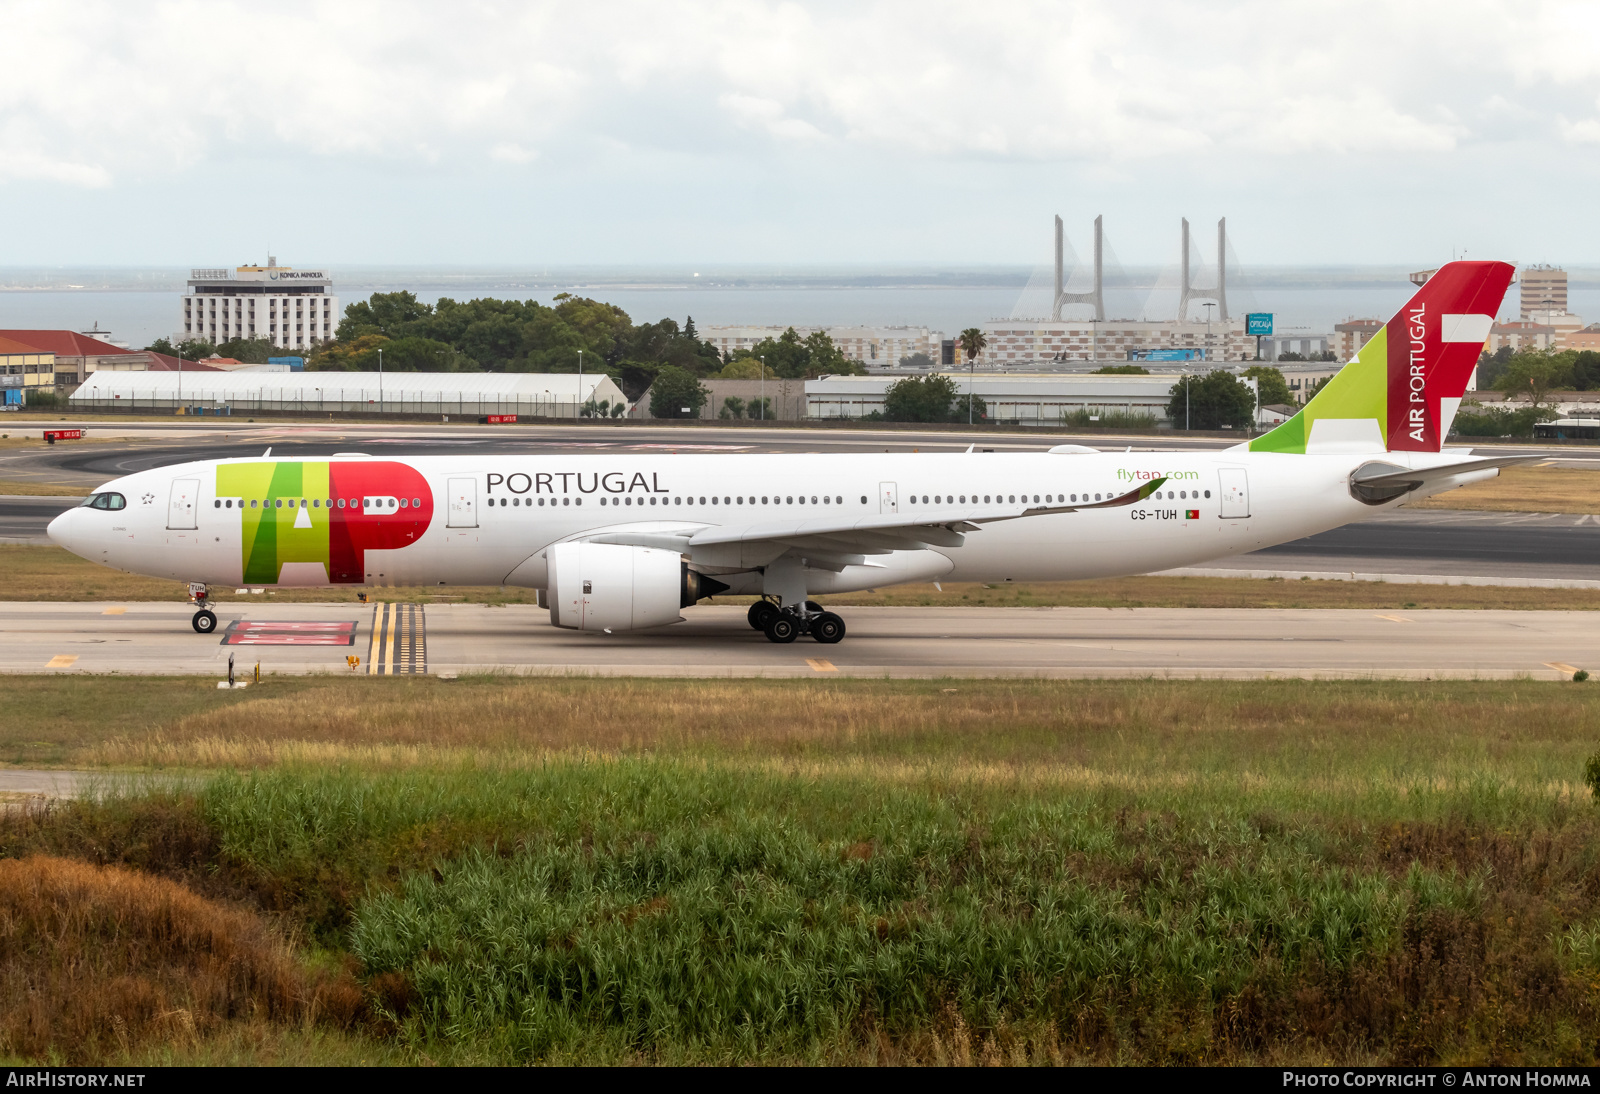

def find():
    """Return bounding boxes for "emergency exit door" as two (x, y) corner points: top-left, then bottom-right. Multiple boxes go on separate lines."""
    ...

(879, 482), (898, 514)
(1218, 468), (1250, 518)
(447, 477), (478, 527)
(167, 478), (199, 529)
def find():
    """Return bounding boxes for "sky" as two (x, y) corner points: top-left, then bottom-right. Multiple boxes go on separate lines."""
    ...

(3, 0), (1600, 269)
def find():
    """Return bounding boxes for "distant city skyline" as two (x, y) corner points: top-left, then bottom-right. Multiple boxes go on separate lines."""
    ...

(2, 1), (1598, 267)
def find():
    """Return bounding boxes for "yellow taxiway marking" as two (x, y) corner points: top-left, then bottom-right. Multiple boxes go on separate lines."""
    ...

(46, 655), (78, 668)
(101, 607), (126, 615)
(1545, 662), (1583, 675)
(1374, 614), (1413, 624)
(806, 658), (837, 672)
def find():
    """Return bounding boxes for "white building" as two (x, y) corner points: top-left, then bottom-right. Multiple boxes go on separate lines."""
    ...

(978, 319), (1254, 367)
(70, 370), (629, 418)
(806, 373), (1178, 425)
(698, 325), (940, 368)
(182, 258), (338, 349)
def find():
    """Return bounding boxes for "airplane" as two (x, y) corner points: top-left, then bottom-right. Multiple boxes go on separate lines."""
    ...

(49, 260), (1526, 645)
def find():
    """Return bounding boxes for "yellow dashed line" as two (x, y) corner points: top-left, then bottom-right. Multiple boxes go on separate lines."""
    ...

(1374, 614), (1413, 624)
(101, 607), (126, 615)
(1546, 662), (1582, 675)
(46, 655), (78, 668)
(806, 658), (837, 672)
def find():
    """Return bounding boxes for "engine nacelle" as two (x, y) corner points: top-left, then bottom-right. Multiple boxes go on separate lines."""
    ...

(547, 542), (726, 632)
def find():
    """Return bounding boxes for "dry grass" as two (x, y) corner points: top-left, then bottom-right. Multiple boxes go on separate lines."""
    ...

(0, 855), (364, 1062)
(38, 675), (1596, 798)
(4, 543), (1596, 610)
(0, 481), (94, 497)
(1409, 465), (1600, 514)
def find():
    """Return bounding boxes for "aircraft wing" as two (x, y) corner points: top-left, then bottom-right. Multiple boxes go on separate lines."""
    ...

(580, 476), (1169, 566)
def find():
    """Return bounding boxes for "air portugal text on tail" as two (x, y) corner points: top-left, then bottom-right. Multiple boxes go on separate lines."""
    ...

(45, 259), (1525, 646)
(1250, 261), (1513, 455)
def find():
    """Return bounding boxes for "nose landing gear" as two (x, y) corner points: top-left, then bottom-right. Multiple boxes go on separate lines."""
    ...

(188, 582), (217, 634)
(751, 597), (846, 645)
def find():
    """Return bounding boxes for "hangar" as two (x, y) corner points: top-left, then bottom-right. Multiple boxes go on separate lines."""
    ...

(68, 370), (630, 419)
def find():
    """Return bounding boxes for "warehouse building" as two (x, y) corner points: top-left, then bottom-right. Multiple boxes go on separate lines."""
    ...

(69, 370), (630, 418)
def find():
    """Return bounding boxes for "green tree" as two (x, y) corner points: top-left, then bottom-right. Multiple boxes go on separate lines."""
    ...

(145, 337), (217, 359)
(1241, 365), (1293, 407)
(715, 358), (776, 380)
(1168, 370), (1256, 430)
(649, 366), (710, 419)
(214, 337), (277, 364)
(1574, 350), (1600, 391)
(957, 328), (988, 425)
(721, 396), (745, 420)
(337, 290), (432, 341)
(746, 397), (771, 421)
(1091, 364), (1150, 375)
(1495, 353), (1573, 407)
(899, 352), (935, 369)
(883, 374), (960, 422)
(1476, 345), (1515, 389)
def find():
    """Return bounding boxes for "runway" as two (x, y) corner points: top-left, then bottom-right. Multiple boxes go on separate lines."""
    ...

(2, 601), (1593, 680)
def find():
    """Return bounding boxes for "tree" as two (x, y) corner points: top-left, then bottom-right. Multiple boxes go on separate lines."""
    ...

(716, 358), (776, 380)
(215, 337), (277, 364)
(1167, 370), (1256, 430)
(722, 396), (745, 420)
(957, 328), (988, 425)
(1476, 345), (1515, 389)
(1496, 354), (1571, 407)
(1241, 365), (1293, 407)
(1574, 351), (1600, 391)
(649, 366), (709, 419)
(883, 374), (960, 422)
(747, 397), (771, 421)
(1092, 364), (1149, 375)
(146, 337), (217, 359)
(899, 352), (935, 369)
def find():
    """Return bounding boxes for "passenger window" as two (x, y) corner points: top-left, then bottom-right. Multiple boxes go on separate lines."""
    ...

(412, 498), (420, 507)
(337, 499), (345, 508)
(699, 497), (707, 504)
(860, 496), (867, 504)
(214, 500), (221, 508)
(1205, 490), (1211, 498)
(762, 496), (769, 504)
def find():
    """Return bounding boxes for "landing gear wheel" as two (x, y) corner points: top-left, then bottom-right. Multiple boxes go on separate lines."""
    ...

(192, 609), (218, 634)
(749, 600), (779, 631)
(811, 612), (846, 644)
(763, 614), (799, 643)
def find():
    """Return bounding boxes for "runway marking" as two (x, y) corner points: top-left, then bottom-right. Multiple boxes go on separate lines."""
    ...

(367, 603), (426, 675)
(1545, 662), (1583, 675)
(806, 658), (837, 672)
(1375, 615), (1413, 624)
(101, 607), (125, 615)
(222, 620), (358, 646)
(45, 655), (77, 668)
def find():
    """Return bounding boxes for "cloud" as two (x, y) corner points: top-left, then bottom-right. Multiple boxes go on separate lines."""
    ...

(489, 142), (539, 164)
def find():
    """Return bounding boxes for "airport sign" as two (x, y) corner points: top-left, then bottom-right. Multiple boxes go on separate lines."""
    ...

(1247, 313), (1274, 336)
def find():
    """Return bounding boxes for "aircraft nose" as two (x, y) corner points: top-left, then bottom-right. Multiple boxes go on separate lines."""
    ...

(47, 507), (82, 553)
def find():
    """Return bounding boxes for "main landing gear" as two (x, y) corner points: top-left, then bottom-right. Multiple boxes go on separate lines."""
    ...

(747, 598), (846, 645)
(188, 582), (217, 634)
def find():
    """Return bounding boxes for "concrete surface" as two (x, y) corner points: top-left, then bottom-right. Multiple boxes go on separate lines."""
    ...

(0, 601), (1594, 680)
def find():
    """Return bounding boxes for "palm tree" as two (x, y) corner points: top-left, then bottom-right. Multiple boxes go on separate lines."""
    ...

(958, 327), (988, 425)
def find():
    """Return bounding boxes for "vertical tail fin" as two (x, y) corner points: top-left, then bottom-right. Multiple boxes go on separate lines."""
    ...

(1250, 260), (1514, 454)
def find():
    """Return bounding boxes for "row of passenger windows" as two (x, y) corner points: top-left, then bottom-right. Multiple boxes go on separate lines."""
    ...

(487, 494), (855, 508)
(213, 498), (423, 510)
(906, 489), (1210, 504)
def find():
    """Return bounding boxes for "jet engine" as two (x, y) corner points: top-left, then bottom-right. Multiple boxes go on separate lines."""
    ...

(546, 541), (728, 632)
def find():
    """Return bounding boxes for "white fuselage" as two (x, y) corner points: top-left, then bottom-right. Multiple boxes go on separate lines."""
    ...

(47, 449), (1458, 599)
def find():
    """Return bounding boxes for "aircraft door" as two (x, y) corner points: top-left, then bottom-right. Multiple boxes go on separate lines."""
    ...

(879, 481), (898, 514)
(167, 478), (200, 529)
(447, 477), (478, 528)
(1218, 468), (1250, 518)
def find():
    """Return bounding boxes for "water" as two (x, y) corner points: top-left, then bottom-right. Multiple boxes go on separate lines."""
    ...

(3, 271), (1594, 351)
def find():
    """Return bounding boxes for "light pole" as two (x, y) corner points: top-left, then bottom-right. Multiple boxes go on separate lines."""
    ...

(760, 355), (765, 422)
(176, 340), (182, 415)
(1185, 372), (1190, 431)
(1202, 302), (1215, 363)
(577, 349), (583, 419)
(377, 347), (383, 416)
(969, 351), (976, 426)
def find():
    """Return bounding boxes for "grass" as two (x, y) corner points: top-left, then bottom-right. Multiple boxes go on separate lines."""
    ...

(9, 674), (1600, 1062)
(1408, 465), (1600, 514)
(5, 544), (1598, 611)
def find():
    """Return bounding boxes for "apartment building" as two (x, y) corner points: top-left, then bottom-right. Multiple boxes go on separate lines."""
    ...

(183, 259), (338, 350)
(977, 319), (1253, 367)
(697, 325), (939, 367)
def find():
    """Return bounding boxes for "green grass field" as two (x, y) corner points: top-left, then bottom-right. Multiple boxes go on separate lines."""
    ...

(7, 675), (1600, 1065)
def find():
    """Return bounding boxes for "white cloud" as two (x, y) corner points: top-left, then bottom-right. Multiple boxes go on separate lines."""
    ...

(490, 142), (539, 164)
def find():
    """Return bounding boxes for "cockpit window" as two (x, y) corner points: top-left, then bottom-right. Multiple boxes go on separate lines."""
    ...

(79, 492), (126, 511)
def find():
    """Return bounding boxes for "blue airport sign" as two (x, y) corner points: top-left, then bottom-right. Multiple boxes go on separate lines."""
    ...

(1132, 348), (1208, 361)
(1246, 313), (1274, 336)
